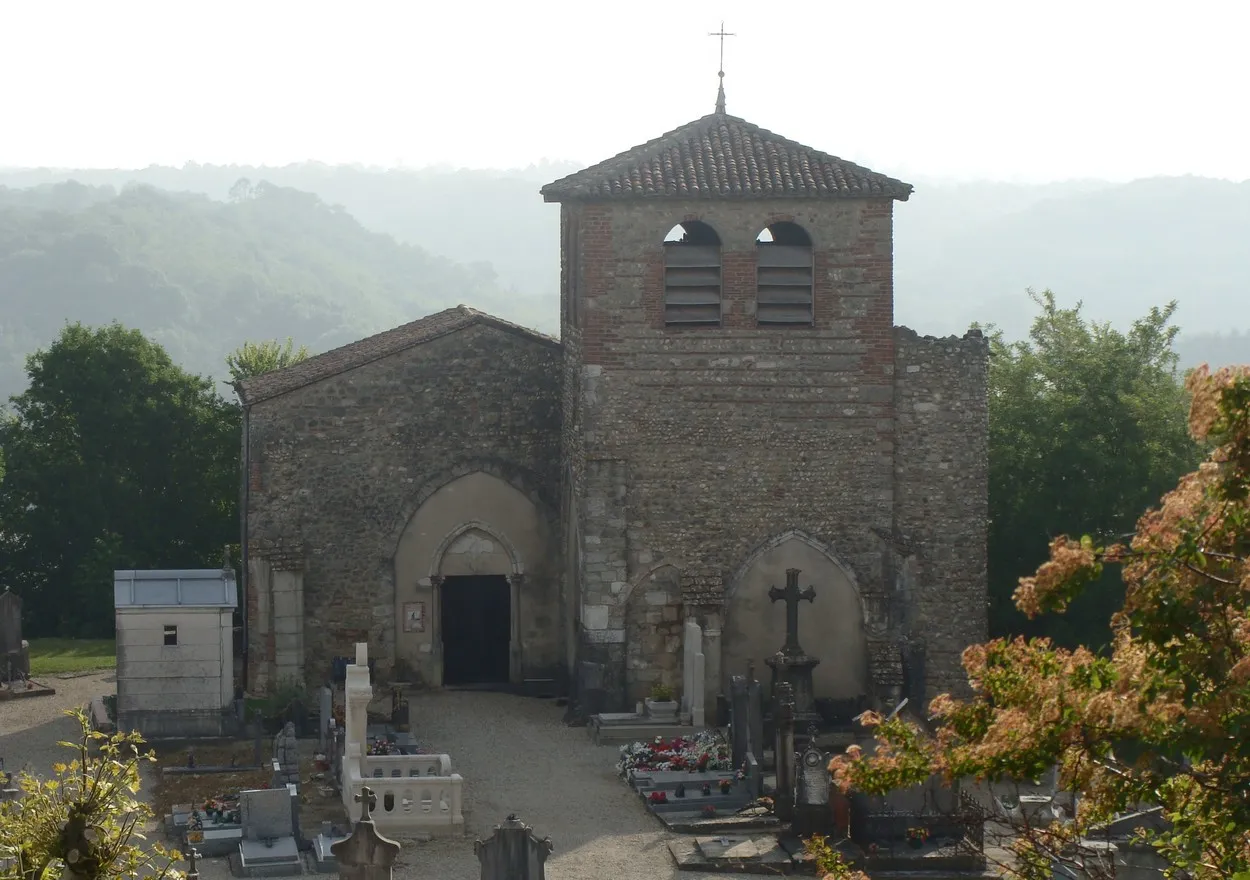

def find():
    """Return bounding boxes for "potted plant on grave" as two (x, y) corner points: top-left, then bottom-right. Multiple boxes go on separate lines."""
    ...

(906, 826), (930, 849)
(645, 682), (679, 722)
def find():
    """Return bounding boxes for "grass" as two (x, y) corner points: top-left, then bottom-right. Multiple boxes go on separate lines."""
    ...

(27, 638), (116, 675)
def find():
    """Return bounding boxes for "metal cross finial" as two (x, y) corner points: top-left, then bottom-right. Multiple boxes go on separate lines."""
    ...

(186, 847), (201, 880)
(355, 786), (377, 821)
(708, 21), (736, 113)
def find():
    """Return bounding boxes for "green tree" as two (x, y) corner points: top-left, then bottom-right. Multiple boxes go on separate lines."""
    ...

(829, 365), (1250, 880)
(0, 322), (237, 637)
(986, 290), (1200, 647)
(225, 337), (310, 385)
(0, 709), (185, 880)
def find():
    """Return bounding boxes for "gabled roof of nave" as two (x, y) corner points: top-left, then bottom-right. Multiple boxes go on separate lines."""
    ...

(235, 306), (559, 405)
(541, 93), (913, 203)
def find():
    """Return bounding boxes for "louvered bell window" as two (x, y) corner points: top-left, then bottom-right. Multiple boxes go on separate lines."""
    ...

(757, 222), (814, 325)
(663, 222), (722, 326)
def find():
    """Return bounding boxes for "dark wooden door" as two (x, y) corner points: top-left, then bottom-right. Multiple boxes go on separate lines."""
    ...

(440, 575), (511, 685)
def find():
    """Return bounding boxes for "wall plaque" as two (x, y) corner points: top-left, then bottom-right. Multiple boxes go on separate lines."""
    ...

(402, 602), (426, 633)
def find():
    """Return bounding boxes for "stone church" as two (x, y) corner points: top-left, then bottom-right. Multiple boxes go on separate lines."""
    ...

(236, 90), (989, 720)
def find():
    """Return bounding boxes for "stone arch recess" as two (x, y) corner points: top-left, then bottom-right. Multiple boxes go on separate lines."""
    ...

(727, 529), (867, 624)
(429, 519), (524, 577)
(725, 528), (873, 701)
(389, 461), (554, 688)
(384, 457), (555, 563)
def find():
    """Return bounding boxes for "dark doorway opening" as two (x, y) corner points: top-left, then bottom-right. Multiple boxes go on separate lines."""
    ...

(441, 574), (511, 686)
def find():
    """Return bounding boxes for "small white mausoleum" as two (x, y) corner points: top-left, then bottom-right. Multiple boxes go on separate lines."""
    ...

(114, 568), (237, 737)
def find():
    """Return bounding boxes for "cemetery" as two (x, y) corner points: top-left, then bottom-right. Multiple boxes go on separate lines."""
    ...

(610, 568), (997, 875)
(1, 564), (1098, 879)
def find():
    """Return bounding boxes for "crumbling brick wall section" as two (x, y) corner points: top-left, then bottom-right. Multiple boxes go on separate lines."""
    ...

(892, 327), (990, 702)
(244, 323), (562, 692)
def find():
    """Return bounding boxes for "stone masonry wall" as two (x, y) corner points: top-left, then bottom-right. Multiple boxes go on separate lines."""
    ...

(893, 328), (990, 701)
(245, 322), (562, 691)
(564, 197), (903, 708)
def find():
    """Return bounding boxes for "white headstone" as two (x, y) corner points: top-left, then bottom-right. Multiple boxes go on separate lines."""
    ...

(355, 643), (368, 666)
(691, 650), (706, 727)
(681, 621), (704, 725)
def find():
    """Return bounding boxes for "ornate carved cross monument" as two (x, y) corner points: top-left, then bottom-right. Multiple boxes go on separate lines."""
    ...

(765, 569), (822, 732)
(769, 568), (815, 656)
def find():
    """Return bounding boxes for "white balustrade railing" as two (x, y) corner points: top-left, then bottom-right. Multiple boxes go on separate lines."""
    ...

(343, 749), (464, 834)
(361, 752), (452, 779)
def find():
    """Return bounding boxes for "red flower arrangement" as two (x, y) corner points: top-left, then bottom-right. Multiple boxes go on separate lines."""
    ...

(617, 732), (732, 776)
(648, 791), (669, 804)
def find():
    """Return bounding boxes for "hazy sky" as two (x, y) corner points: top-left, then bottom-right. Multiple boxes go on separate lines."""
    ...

(6, 0), (1248, 183)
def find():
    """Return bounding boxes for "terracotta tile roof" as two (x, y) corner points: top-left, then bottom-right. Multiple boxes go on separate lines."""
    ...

(541, 112), (912, 202)
(235, 306), (560, 405)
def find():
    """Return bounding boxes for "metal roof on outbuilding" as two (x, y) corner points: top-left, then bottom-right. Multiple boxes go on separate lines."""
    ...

(113, 569), (238, 609)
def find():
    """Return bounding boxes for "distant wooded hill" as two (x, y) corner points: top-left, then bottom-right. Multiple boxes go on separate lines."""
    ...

(0, 178), (550, 398)
(0, 163), (1246, 399)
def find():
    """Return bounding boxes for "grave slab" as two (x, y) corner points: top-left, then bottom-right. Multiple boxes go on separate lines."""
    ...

(591, 719), (707, 746)
(654, 810), (781, 834)
(668, 835), (803, 874)
(646, 793), (752, 815)
(629, 769), (736, 791)
(237, 837), (302, 878)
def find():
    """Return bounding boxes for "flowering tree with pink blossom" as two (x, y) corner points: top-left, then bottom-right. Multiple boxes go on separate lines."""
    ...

(823, 365), (1250, 880)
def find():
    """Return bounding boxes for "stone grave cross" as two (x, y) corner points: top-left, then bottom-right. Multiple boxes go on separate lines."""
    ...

(331, 786), (400, 880)
(356, 787), (376, 821)
(768, 569), (815, 655)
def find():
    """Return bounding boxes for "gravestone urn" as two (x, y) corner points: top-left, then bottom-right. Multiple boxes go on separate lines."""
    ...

(764, 569), (821, 728)
(475, 814), (553, 880)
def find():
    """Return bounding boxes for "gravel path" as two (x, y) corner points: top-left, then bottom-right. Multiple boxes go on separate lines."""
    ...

(4, 683), (724, 880)
(0, 670), (114, 775)
(383, 689), (716, 880)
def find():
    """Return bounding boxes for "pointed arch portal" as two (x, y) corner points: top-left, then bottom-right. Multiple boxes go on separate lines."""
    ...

(392, 470), (550, 687)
